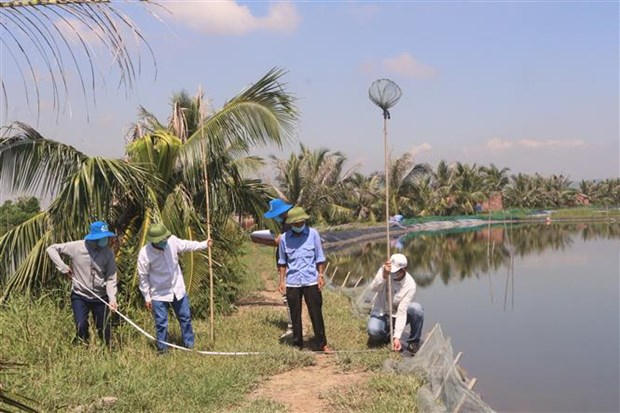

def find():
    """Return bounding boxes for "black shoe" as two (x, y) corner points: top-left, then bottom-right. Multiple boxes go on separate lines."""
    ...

(406, 341), (420, 354)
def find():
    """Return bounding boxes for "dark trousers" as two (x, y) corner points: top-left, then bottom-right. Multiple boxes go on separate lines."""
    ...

(71, 292), (111, 344)
(286, 285), (327, 349)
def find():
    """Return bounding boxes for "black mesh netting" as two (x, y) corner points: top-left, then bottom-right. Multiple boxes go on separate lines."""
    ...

(369, 79), (402, 111)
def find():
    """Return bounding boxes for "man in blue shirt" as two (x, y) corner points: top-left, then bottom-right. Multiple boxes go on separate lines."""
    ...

(251, 198), (295, 339)
(277, 207), (331, 352)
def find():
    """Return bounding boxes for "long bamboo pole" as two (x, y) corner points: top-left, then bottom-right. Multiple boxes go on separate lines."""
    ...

(383, 113), (394, 344)
(201, 137), (215, 342)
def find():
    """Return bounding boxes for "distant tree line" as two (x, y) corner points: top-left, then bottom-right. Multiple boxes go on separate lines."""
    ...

(0, 197), (41, 236)
(265, 146), (620, 225)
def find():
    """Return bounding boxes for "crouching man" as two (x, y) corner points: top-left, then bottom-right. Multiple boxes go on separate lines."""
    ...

(367, 253), (424, 354)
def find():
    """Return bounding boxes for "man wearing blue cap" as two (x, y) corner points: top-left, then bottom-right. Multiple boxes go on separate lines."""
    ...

(46, 221), (118, 345)
(251, 198), (295, 339)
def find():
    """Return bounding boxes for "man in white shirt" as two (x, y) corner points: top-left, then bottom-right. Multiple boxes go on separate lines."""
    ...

(367, 253), (424, 354)
(138, 223), (212, 353)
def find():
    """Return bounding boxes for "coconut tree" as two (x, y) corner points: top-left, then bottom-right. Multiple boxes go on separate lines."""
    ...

(271, 144), (356, 224)
(593, 178), (620, 207)
(480, 163), (510, 211)
(428, 159), (453, 215)
(544, 174), (575, 208)
(578, 179), (596, 199)
(343, 172), (382, 222)
(0, 68), (297, 306)
(380, 152), (432, 217)
(480, 163), (510, 194)
(408, 175), (437, 216)
(505, 173), (542, 209)
(448, 162), (485, 215)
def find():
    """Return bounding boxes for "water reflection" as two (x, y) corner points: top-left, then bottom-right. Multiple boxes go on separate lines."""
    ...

(326, 222), (620, 412)
(327, 222), (620, 289)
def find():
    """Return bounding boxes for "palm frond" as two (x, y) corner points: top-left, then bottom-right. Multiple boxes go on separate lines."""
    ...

(126, 131), (182, 186)
(0, 122), (87, 197)
(1, 232), (53, 302)
(0, 212), (53, 302)
(46, 157), (158, 235)
(0, 0), (156, 120)
(181, 68), (298, 172)
(0, 212), (49, 287)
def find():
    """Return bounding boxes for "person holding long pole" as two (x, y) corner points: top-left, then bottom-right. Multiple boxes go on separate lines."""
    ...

(367, 253), (424, 354)
(138, 223), (212, 354)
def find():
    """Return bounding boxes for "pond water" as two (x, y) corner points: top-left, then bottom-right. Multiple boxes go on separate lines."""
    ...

(326, 222), (620, 413)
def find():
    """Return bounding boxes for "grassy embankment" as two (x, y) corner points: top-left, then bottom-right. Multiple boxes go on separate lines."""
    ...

(1, 242), (421, 412)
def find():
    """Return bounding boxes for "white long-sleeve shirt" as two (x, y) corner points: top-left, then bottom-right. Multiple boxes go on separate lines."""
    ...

(138, 235), (209, 302)
(368, 267), (417, 339)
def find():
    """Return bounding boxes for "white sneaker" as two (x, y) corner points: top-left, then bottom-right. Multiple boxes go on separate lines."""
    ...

(279, 328), (293, 339)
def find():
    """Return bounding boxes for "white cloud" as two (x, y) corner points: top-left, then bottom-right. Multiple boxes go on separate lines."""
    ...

(409, 143), (432, 158)
(487, 138), (514, 150)
(486, 137), (586, 151)
(164, 1), (300, 35)
(382, 52), (435, 79)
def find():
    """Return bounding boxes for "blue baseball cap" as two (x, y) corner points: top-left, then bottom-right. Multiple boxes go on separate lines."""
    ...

(263, 199), (293, 219)
(84, 221), (116, 240)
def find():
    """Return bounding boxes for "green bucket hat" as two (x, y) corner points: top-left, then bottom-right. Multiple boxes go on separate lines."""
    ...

(147, 223), (171, 244)
(285, 206), (310, 224)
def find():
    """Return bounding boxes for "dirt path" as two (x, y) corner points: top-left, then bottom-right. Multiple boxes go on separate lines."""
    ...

(235, 265), (371, 412)
(248, 354), (370, 412)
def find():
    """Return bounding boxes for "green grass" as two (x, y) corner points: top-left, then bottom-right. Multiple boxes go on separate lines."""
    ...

(325, 373), (423, 412)
(548, 206), (620, 219)
(1, 242), (418, 412)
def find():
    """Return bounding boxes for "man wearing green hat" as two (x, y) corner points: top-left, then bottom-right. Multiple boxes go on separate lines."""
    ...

(277, 207), (332, 353)
(138, 223), (212, 353)
(46, 220), (118, 345)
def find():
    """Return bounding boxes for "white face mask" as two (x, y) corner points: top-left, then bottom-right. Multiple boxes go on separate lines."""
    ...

(292, 224), (305, 234)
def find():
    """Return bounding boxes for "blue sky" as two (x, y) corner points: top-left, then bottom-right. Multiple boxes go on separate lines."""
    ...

(2, 1), (619, 189)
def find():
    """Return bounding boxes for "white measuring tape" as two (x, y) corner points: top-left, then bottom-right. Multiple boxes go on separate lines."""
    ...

(73, 278), (261, 355)
(71, 278), (386, 356)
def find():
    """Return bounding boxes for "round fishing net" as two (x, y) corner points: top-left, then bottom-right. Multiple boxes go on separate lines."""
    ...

(369, 79), (402, 119)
